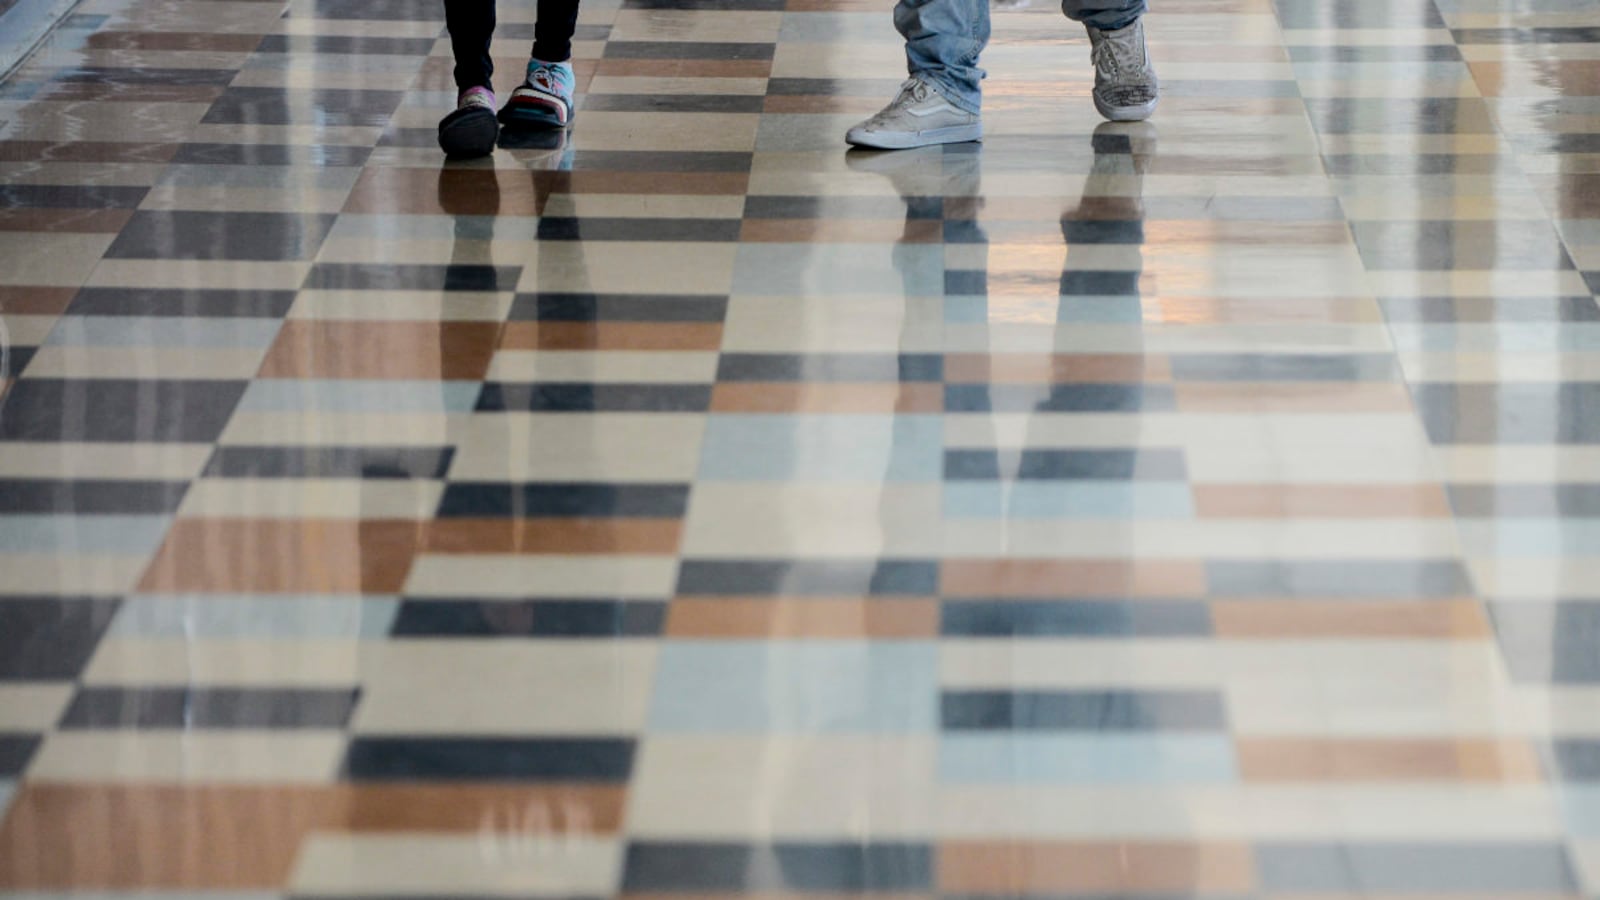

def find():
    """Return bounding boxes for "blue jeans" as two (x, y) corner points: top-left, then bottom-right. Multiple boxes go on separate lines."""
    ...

(896, 0), (1146, 113)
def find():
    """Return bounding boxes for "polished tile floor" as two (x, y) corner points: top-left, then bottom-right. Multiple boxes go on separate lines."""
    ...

(2, 0), (1600, 892)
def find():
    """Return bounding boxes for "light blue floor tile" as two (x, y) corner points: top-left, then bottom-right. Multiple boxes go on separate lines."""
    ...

(111, 595), (399, 638)
(236, 379), (482, 412)
(45, 316), (282, 349)
(732, 245), (943, 297)
(943, 482), (1195, 519)
(0, 515), (171, 554)
(1457, 521), (1600, 557)
(650, 642), (938, 733)
(1561, 787), (1600, 836)
(940, 734), (1238, 783)
(1387, 323), (1600, 352)
(698, 415), (942, 482)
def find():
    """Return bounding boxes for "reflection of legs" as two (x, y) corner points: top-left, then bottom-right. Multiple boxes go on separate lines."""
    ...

(848, 143), (985, 624)
(1004, 123), (1150, 533)
(860, 148), (984, 832)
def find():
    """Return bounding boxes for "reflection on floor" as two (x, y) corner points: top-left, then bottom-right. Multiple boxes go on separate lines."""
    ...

(2, 0), (1600, 892)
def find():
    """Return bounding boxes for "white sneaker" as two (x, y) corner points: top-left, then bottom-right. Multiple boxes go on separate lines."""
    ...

(845, 77), (982, 150)
(1088, 18), (1158, 122)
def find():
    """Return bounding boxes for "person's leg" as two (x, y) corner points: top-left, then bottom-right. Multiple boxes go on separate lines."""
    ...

(439, 0), (501, 157)
(1066, 0), (1156, 121)
(1060, 0), (1144, 30)
(445, 0), (496, 93)
(844, 0), (987, 149)
(501, 0), (579, 128)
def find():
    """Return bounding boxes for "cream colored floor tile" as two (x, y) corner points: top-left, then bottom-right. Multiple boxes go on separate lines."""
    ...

(721, 294), (943, 354)
(28, 732), (345, 782)
(87, 260), (312, 291)
(1178, 414), (1441, 484)
(219, 413), (471, 447)
(2, 314), (65, 346)
(682, 484), (944, 556)
(0, 234), (114, 286)
(352, 642), (657, 734)
(291, 835), (621, 896)
(628, 736), (937, 837)
(0, 443), (212, 480)
(23, 346), (267, 379)
(404, 555), (679, 599)
(1471, 560), (1600, 598)
(82, 638), (365, 686)
(177, 479), (445, 518)
(1399, 351), (1600, 383)
(447, 414), (705, 481)
(0, 684), (74, 730)
(1434, 447), (1600, 483)
(0, 553), (149, 593)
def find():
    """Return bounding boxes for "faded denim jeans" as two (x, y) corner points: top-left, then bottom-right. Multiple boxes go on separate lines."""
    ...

(895, 0), (1146, 113)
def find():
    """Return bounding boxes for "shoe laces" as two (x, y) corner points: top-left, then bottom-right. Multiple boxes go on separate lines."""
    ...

(869, 77), (934, 124)
(1091, 29), (1141, 77)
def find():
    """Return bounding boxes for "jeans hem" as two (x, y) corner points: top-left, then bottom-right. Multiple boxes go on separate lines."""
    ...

(914, 73), (982, 116)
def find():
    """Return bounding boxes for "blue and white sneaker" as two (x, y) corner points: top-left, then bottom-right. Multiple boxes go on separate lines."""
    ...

(499, 59), (575, 129)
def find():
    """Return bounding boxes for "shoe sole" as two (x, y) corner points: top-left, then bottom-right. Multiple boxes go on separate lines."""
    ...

(1094, 93), (1158, 122)
(499, 96), (572, 130)
(438, 107), (499, 159)
(845, 121), (982, 150)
